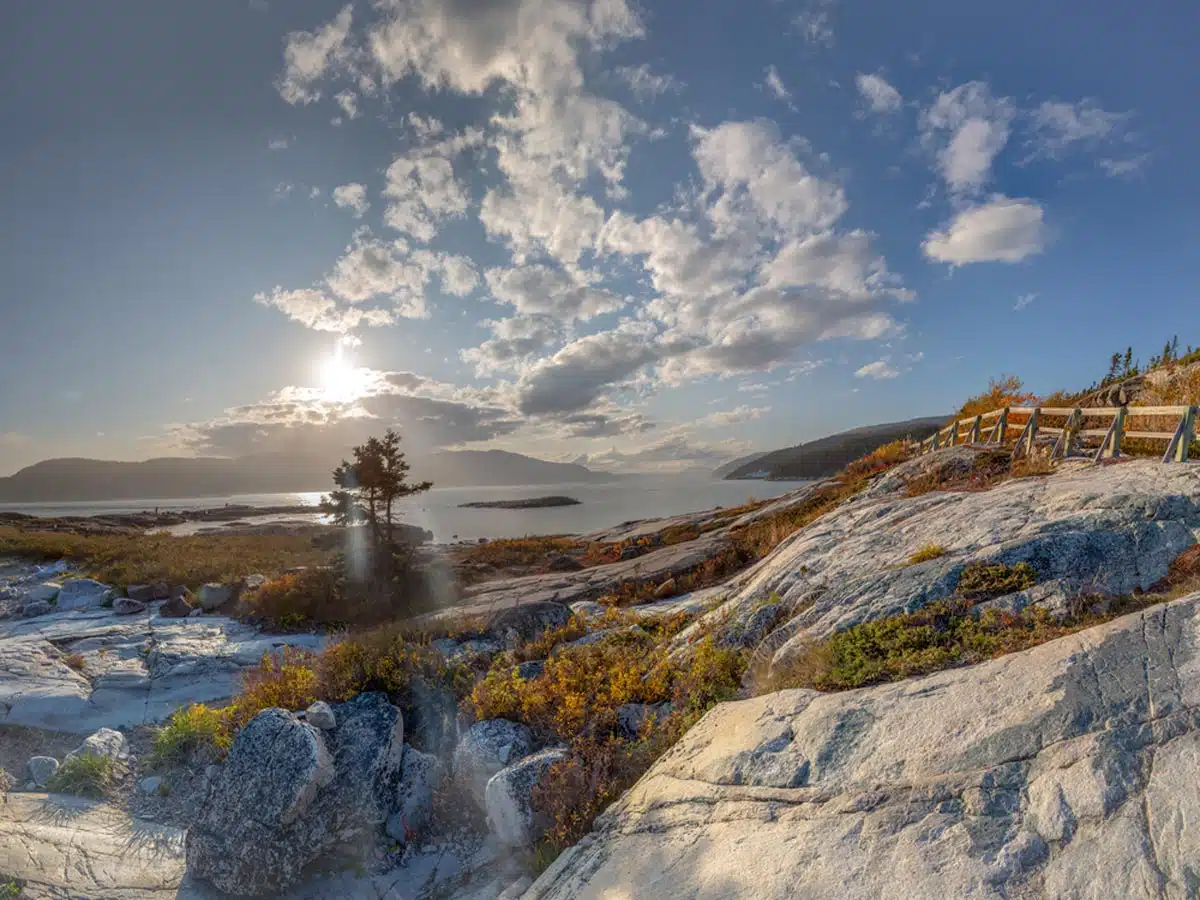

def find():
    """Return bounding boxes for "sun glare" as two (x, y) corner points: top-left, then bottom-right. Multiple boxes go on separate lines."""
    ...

(319, 346), (367, 402)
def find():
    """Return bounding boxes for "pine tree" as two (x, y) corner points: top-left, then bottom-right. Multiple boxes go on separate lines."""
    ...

(321, 429), (432, 565)
(1106, 352), (1121, 384)
(1123, 347), (1134, 378)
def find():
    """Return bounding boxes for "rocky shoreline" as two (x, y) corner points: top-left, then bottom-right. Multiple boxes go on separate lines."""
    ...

(3, 449), (1200, 898)
(458, 495), (581, 510)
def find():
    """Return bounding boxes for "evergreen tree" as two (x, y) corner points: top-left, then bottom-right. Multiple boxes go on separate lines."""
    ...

(1123, 347), (1134, 378)
(1106, 352), (1121, 384)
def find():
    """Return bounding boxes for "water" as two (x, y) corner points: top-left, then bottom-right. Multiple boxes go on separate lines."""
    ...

(0, 476), (803, 542)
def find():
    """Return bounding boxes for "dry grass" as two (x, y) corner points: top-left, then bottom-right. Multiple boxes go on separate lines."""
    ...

(1010, 450), (1056, 478)
(64, 653), (86, 671)
(904, 449), (1014, 497)
(45, 751), (116, 799)
(0, 528), (330, 588)
(452, 536), (584, 571)
(907, 544), (947, 565)
(150, 703), (231, 768)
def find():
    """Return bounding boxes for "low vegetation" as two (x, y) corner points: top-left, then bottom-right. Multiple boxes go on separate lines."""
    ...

(954, 375), (1036, 421)
(0, 528), (330, 588)
(0, 880), (22, 900)
(151, 703), (231, 768)
(907, 544), (947, 565)
(64, 652), (86, 671)
(453, 536), (584, 571)
(956, 561), (1037, 599)
(45, 751), (115, 799)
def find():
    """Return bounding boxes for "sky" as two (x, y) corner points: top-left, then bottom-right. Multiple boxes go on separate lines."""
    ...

(1, 0), (1196, 476)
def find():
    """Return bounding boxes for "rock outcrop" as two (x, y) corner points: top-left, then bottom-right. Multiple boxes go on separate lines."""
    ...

(187, 693), (409, 896)
(529, 594), (1200, 899)
(0, 598), (322, 733)
(673, 454), (1200, 679)
(453, 719), (537, 808)
(486, 747), (569, 848)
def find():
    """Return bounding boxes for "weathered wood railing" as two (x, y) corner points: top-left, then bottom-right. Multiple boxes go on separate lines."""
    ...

(918, 405), (1197, 463)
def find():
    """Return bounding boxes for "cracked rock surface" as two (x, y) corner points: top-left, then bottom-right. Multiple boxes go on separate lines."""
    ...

(528, 593), (1200, 900)
(0, 600), (323, 734)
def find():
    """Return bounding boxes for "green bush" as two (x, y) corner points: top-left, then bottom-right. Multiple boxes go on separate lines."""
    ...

(151, 704), (230, 769)
(45, 752), (115, 799)
(956, 562), (1037, 599)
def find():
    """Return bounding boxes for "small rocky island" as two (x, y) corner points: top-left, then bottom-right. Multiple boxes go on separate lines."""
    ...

(458, 495), (581, 510)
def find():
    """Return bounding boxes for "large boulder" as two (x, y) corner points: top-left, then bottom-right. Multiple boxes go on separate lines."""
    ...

(386, 746), (443, 844)
(453, 719), (536, 807)
(526, 595), (1200, 900)
(187, 693), (406, 896)
(124, 584), (157, 603)
(159, 592), (194, 618)
(486, 747), (570, 848)
(55, 579), (112, 611)
(112, 597), (146, 616)
(20, 600), (52, 618)
(186, 708), (334, 895)
(489, 601), (573, 649)
(21, 582), (61, 605)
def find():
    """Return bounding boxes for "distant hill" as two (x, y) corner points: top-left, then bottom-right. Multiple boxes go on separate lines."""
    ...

(724, 416), (948, 481)
(712, 452), (770, 479)
(0, 449), (615, 503)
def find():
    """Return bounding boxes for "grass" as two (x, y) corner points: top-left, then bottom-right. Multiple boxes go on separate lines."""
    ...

(452, 536), (584, 571)
(0, 880), (21, 900)
(904, 449), (1014, 497)
(151, 703), (231, 769)
(907, 544), (947, 565)
(0, 528), (331, 588)
(45, 752), (115, 799)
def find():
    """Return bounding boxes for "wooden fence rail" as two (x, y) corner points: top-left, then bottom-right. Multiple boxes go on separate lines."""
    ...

(918, 404), (1197, 463)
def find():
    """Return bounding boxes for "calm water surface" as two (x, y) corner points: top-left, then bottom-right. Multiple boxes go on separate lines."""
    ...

(0, 476), (803, 542)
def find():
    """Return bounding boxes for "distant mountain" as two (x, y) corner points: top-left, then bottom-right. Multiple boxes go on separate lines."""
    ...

(712, 452), (770, 479)
(724, 416), (948, 481)
(0, 449), (615, 503)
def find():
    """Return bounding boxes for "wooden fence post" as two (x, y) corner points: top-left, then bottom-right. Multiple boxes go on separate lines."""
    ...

(1164, 406), (1196, 463)
(1096, 406), (1127, 460)
(1025, 408), (1040, 457)
(1052, 408), (1082, 460)
(949, 421), (959, 447)
(970, 415), (982, 444)
(989, 408), (1009, 444)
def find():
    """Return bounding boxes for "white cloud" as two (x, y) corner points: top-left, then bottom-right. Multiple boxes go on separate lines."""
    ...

(761, 229), (906, 299)
(268, 137), (291, 150)
(923, 196), (1048, 266)
(617, 63), (683, 100)
(486, 264), (624, 322)
(855, 359), (899, 379)
(461, 315), (563, 376)
(855, 73), (901, 114)
(921, 82), (1015, 194)
(277, 5), (356, 105)
(334, 90), (360, 119)
(332, 182), (369, 217)
(763, 65), (794, 106)
(1014, 292), (1037, 311)
(692, 120), (847, 237)
(383, 128), (484, 242)
(1027, 99), (1130, 160)
(1099, 153), (1150, 178)
(480, 170), (606, 265)
(254, 288), (394, 333)
(325, 234), (429, 316)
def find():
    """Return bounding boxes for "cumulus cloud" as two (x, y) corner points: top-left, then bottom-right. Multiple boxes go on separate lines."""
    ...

(923, 196), (1048, 266)
(383, 137), (481, 241)
(253, 288), (394, 333)
(277, 5), (356, 105)
(332, 182), (369, 217)
(173, 369), (522, 459)
(855, 73), (901, 113)
(461, 315), (563, 376)
(617, 63), (682, 100)
(486, 264), (624, 322)
(761, 230), (907, 299)
(325, 233), (429, 315)
(921, 82), (1015, 195)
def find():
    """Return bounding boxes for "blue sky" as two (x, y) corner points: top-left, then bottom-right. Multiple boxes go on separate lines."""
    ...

(1, 0), (1195, 475)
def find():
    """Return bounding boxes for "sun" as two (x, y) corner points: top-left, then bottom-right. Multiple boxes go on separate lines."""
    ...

(319, 345), (368, 402)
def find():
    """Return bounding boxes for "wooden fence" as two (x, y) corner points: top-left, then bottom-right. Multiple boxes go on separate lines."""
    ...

(918, 405), (1197, 463)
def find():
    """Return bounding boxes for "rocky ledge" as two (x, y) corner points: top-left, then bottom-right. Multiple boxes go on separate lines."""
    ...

(530, 593), (1200, 899)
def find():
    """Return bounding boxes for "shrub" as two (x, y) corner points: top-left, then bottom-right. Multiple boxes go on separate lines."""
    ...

(64, 653), (86, 671)
(904, 449), (1014, 497)
(45, 751), (115, 799)
(151, 703), (230, 769)
(956, 562), (1037, 599)
(907, 544), (947, 565)
(454, 536), (584, 570)
(239, 569), (342, 630)
(315, 626), (472, 704)
(955, 375), (1036, 421)
(840, 440), (916, 481)
(224, 647), (320, 733)
(0, 880), (21, 900)
(1010, 451), (1055, 478)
